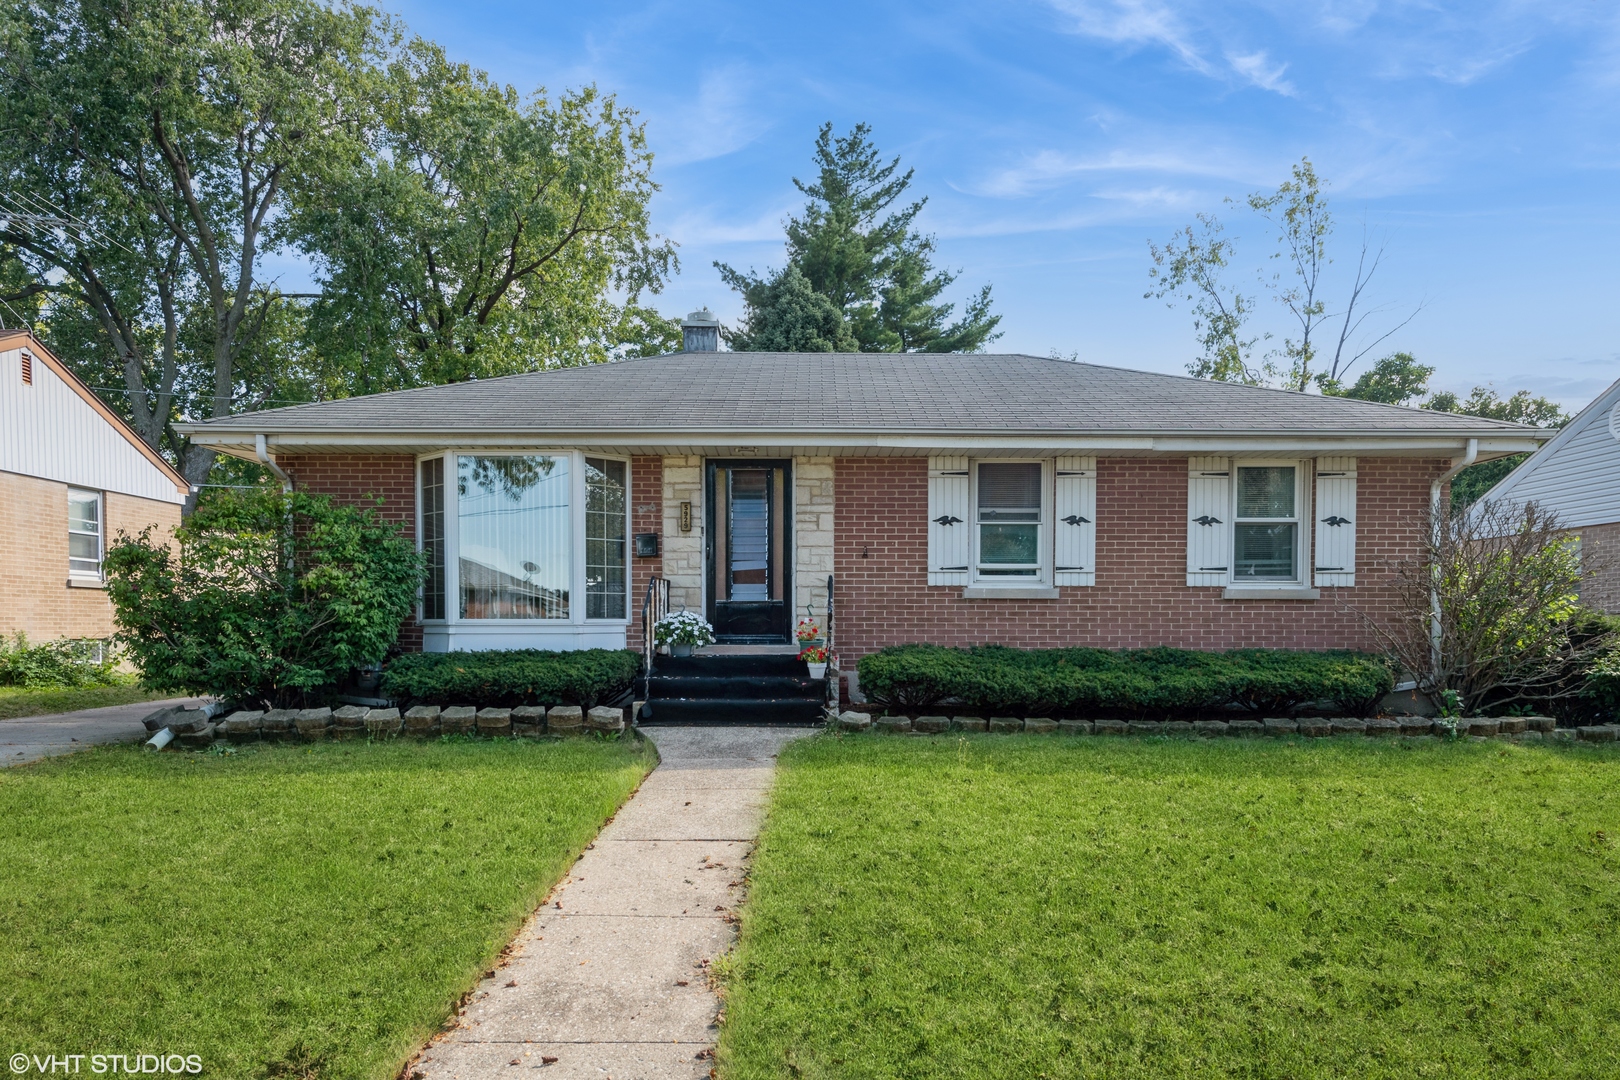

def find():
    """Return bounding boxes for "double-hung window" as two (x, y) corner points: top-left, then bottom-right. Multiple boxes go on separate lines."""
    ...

(975, 462), (1044, 580)
(1232, 465), (1301, 582)
(68, 489), (102, 579)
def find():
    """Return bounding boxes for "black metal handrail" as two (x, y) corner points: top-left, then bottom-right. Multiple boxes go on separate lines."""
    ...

(640, 574), (669, 693)
(824, 574), (837, 712)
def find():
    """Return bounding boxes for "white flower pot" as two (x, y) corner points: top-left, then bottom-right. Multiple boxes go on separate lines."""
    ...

(672, 643), (694, 657)
(807, 662), (827, 679)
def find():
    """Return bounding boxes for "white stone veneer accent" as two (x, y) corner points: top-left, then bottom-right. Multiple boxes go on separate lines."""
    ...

(662, 455), (704, 612)
(794, 457), (835, 627)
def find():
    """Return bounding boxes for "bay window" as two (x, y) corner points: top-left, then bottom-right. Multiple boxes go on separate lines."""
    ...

(417, 451), (630, 632)
(585, 457), (628, 619)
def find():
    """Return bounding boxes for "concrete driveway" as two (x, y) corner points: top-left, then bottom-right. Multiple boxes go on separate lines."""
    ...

(0, 697), (204, 766)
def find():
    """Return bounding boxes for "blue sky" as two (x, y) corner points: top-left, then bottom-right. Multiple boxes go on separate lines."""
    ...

(385, 0), (1620, 411)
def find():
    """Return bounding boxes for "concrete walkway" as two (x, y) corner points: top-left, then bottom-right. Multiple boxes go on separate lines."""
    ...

(413, 725), (814, 1080)
(0, 696), (203, 766)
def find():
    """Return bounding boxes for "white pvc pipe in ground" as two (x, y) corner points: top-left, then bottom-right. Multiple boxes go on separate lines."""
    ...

(144, 727), (174, 751)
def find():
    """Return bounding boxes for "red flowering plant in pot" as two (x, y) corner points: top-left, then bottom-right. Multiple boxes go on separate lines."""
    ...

(799, 643), (829, 679)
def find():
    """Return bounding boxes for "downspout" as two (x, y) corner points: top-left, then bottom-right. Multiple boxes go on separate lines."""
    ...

(255, 434), (293, 493)
(1428, 438), (1478, 680)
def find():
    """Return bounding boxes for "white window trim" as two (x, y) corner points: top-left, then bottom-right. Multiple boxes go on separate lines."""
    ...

(415, 449), (632, 627)
(968, 458), (1053, 589)
(67, 488), (104, 583)
(1223, 459), (1318, 600)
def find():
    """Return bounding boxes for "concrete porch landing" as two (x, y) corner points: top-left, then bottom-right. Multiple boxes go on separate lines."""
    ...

(411, 725), (812, 1080)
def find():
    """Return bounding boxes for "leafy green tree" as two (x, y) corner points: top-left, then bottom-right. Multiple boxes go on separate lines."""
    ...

(104, 490), (422, 709)
(0, 0), (388, 499)
(1426, 387), (1569, 507)
(293, 40), (676, 390)
(1322, 351), (1434, 405)
(719, 123), (999, 353)
(1153, 158), (1416, 391)
(721, 265), (857, 352)
(1147, 213), (1266, 383)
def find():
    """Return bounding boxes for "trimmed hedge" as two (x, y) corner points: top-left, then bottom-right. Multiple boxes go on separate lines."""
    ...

(380, 649), (641, 709)
(856, 644), (1393, 719)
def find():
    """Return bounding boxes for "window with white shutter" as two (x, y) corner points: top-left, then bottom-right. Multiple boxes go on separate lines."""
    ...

(1054, 455), (1095, 587)
(927, 456), (970, 586)
(1186, 457), (1231, 587)
(1313, 457), (1357, 587)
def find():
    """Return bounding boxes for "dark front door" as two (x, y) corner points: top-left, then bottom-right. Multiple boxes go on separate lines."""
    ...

(706, 460), (791, 643)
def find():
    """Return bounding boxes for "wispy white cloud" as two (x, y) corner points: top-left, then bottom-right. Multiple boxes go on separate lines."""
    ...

(1226, 49), (1296, 95)
(1043, 0), (1214, 73)
(649, 65), (776, 166)
(1044, 2), (1305, 96)
(967, 146), (1260, 198)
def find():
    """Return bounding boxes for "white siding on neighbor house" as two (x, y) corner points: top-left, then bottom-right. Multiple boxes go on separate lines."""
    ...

(1485, 377), (1620, 530)
(1, 344), (186, 504)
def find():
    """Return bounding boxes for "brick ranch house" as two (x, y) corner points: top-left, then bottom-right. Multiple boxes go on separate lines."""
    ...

(2, 331), (189, 643)
(180, 328), (1545, 704)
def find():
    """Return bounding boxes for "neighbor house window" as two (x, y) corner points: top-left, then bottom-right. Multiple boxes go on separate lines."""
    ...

(585, 457), (628, 619)
(975, 462), (1043, 579)
(68, 489), (102, 578)
(419, 457), (446, 620)
(457, 454), (570, 619)
(1233, 465), (1299, 581)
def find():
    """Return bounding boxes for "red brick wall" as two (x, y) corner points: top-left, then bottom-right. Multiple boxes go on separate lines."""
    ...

(279, 454), (421, 651)
(833, 456), (1445, 664)
(1577, 520), (1620, 614)
(630, 456), (664, 629)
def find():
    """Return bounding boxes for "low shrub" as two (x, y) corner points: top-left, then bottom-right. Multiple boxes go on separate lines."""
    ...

(105, 489), (422, 710)
(380, 648), (642, 709)
(857, 644), (1393, 719)
(0, 634), (123, 689)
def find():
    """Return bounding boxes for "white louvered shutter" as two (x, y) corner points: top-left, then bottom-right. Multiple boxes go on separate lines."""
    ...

(1186, 456), (1231, 587)
(927, 456), (970, 586)
(1313, 457), (1357, 587)
(1054, 455), (1096, 587)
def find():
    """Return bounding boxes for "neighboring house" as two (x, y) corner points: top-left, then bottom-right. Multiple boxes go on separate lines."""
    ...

(1477, 375), (1620, 614)
(178, 318), (1546, 677)
(1, 331), (190, 642)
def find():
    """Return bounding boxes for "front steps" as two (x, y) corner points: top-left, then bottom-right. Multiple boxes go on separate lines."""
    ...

(639, 653), (826, 725)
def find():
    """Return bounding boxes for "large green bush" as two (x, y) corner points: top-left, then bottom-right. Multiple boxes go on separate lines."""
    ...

(856, 644), (1393, 719)
(380, 649), (642, 709)
(105, 489), (422, 710)
(0, 634), (123, 689)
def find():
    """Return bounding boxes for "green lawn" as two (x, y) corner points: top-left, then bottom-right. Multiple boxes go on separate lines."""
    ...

(0, 684), (174, 720)
(721, 734), (1620, 1080)
(0, 736), (654, 1079)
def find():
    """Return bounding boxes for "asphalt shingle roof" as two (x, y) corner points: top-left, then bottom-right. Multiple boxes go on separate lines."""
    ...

(186, 352), (1534, 437)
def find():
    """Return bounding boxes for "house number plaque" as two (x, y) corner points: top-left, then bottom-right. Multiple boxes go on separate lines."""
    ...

(679, 501), (692, 532)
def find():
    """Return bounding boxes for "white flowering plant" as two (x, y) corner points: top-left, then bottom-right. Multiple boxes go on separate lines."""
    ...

(654, 610), (715, 647)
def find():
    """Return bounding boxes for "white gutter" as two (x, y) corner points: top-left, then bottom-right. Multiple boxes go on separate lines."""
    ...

(255, 434), (293, 493)
(1429, 437), (1478, 677)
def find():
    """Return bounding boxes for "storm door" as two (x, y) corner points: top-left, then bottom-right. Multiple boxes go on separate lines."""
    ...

(705, 460), (792, 642)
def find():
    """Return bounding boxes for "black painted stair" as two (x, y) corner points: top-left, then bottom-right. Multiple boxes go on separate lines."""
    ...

(639, 653), (826, 725)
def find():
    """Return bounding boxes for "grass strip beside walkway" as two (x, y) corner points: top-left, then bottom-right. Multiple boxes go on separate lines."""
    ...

(0, 736), (654, 1079)
(721, 734), (1620, 1080)
(0, 685), (173, 720)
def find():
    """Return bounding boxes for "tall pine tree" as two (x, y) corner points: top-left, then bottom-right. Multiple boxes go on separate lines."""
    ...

(718, 123), (999, 353)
